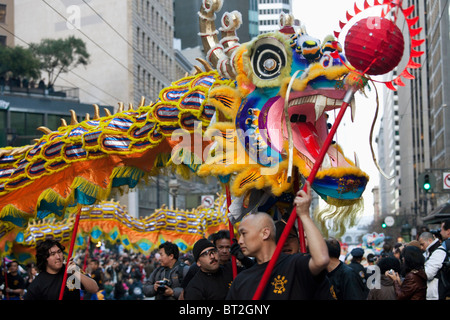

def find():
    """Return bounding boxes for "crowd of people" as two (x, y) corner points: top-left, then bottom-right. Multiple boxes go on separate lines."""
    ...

(1, 183), (449, 300)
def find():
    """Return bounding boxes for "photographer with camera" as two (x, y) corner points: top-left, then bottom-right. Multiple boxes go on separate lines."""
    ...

(143, 242), (188, 300)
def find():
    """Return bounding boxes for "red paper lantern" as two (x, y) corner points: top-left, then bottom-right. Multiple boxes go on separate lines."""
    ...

(344, 17), (404, 75)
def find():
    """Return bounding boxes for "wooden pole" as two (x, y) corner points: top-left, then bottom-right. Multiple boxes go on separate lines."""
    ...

(3, 258), (9, 300)
(58, 205), (82, 300)
(225, 184), (238, 279)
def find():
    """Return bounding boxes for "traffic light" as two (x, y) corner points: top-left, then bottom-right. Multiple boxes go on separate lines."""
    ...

(423, 174), (431, 191)
(418, 171), (436, 193)
(381, 222), (387, 228)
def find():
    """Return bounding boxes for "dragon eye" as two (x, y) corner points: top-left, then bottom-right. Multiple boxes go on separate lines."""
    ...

(263, 58), (277, 71)
(251, 38), (287, 80)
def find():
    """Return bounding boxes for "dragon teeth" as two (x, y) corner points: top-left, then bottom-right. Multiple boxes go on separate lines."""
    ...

(350, 98), (356, 122)
(320, 153), (332, 170)
(315, 95), (327, 121)
(288, 95), (345, 122)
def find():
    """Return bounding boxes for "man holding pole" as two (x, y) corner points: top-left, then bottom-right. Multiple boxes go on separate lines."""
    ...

(24, 239), (98, 300)
(226, 182), (329, 299)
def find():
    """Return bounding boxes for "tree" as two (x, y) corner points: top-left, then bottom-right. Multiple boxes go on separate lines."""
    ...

(0, 45), (41, 79)
(29, 36), (90, 86)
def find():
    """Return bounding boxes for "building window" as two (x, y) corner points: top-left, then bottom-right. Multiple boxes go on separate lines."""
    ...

(0, 5), (6, 24)
(47, 114), (70, 131)
(9, 111), (44, 146)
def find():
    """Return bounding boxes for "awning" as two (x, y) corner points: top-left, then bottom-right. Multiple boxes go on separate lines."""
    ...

(423, 201), (450, 224)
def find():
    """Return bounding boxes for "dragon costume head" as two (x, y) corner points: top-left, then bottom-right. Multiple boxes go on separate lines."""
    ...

(195, 0), (369, 226)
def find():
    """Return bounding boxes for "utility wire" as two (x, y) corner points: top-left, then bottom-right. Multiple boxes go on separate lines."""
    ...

(41, 0), (135, 77)
(81, 0), (136, 53)
(0, 24), (119, 105)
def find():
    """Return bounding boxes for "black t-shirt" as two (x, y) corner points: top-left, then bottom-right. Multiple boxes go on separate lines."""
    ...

(23, 265), (83, 300)
(6, 273), (26, 297)
(226, 253), (326, 300)
(90, 268), (104, 290)
(184, 263), (234, 300)
(327, 261), (367, 300)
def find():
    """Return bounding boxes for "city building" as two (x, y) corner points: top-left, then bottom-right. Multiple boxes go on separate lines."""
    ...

(377, 0), (450, 234)
(0, 91), (112, 147)
(14, 0), (188, 108)
(257, 0), (292, 34)
(174, 0), (255, 50)
(0, 0), (14, 47)
(11, 1), (224, 218)
(377, 70), (401, 219)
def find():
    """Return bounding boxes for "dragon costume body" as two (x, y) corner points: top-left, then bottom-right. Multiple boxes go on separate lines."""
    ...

(2, 196), (227, 265)
(0, 0), (423, 248)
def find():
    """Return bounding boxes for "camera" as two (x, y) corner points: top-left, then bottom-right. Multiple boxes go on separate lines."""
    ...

(156, 279), (171, 293)
(388, 269), (394, 275)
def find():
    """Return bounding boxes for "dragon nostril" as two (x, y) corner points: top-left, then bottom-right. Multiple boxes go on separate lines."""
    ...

(290, 114), (307, 123)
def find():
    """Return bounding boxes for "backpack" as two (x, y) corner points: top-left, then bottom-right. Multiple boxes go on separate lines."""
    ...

(437, 239), (450, 300)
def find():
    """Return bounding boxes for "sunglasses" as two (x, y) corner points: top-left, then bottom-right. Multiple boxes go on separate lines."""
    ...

(199, 248), (218, 258)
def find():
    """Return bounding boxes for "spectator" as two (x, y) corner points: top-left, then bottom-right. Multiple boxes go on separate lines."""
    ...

(184, 238), (234, 300)
(143, 242), (189, 300)
(367, 256), (401, 300)
(419, 231), (441, 299)
(393, 243), (404, 261)
(84, 258), (104, 300)
(325, 238), (367, 300)
(348, 247), (368, 295)
(38, 79), (45, 90)
(4, 260), (25, 300)
(0, 76), (5, 94)
(275, 220), (300, 255)
(386, 245), (427, 300)
(440, 219), (450, 241)
(24, 263), (38, 290)
(380, 242), (393, 258)
(211, 230), (232, 265)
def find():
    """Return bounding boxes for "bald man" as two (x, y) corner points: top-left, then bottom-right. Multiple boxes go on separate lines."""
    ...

(226, 182), (330, 300)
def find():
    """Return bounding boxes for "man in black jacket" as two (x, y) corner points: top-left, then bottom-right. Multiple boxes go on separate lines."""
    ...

(325, 238), (367, 300)
(184, 238), (234, 300)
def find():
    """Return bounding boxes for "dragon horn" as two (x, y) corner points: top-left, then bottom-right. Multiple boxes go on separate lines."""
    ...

(198, 0), (241, 79)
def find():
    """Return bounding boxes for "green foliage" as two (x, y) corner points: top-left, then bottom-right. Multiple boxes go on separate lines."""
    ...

(29, 36), (90, 86)
(0, 45), (41, 79)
